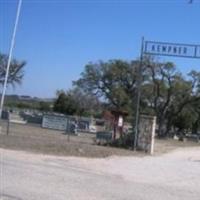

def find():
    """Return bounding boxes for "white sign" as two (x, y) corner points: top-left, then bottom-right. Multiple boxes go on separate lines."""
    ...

(144, 41), (200, 58)
(118, 116), (123, 127)
(42, 115), (67, 131)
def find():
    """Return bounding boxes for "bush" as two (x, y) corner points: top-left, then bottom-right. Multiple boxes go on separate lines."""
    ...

(109, 133), (134, 149)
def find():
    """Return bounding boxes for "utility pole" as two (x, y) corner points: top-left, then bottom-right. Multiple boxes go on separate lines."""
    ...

(0, 2), (22, 199)
(0, 0), (22, 117)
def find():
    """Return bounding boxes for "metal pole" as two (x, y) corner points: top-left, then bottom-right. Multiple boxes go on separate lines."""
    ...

(0, 0), (22, 117)
(67, 118), (70, 142)
(6, 112), (10, 135)
(133, 37), (144, 151)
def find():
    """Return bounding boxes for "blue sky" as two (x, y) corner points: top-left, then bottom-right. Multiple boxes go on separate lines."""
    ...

(0, 0), (200, 98)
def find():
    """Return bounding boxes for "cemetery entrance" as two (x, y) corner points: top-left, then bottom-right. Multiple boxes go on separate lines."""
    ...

(135, 39), (200, 152)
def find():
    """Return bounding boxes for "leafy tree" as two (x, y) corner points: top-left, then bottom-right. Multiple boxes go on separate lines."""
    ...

(165, 70), (200, 135)
(191, 100), (200, 133)
(54, 91), (77, 115)
(68, 87), (101, 116)
(172, 96), (200, 135)
(74, 60), (139, 113)
(143, 58), (200, 136)
(142, 60), (180, 136)
(74, 58), (200, 137)
(54, 88), (100, 116)
(0, 53), (26, 87)
(172, 107), (196, 133)
(39, 101), (52, 112)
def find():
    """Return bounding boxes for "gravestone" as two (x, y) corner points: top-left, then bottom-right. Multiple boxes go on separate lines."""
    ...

(96, 131), (112, 144)
(138, 115), (156, 154)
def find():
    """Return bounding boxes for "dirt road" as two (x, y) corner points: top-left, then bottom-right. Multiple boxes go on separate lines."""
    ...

(0, 147), (200, 200)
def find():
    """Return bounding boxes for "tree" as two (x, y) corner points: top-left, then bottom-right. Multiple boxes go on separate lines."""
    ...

(172, 106), (196, 133)
(54, 90), (77, 115)
(0, 53), (26, 87)
(68, 87), (101, 116)
(75, 58), (200, 137)
(143, 58), (200, 136)
(191, 100), (200, 133)
(74, 60), (139, 113)
(39, 101), (52, 112)
(142, 60), (180, 136)
(54, 88), (100, 116)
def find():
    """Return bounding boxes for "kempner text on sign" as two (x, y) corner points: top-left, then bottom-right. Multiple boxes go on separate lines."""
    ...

(144, 41), (200, 58)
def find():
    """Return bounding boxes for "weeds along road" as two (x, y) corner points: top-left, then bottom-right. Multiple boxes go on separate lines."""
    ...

(0, 148), (200, 200)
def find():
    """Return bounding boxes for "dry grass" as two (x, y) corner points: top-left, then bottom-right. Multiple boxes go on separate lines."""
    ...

(0, 120), (199, 157)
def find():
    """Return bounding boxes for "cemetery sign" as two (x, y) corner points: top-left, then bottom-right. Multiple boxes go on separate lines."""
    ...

(42, 114), (67, 131)
(144, 41), (200, 59)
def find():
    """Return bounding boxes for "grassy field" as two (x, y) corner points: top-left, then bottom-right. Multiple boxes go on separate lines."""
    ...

(0, 120), (199, 157)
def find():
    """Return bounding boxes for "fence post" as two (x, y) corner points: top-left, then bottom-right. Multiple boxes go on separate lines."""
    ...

(66, 118), (70, 142)
(7, 112), (10, 135)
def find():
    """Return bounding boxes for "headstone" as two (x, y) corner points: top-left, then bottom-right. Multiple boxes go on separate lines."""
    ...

(173, 134), (179, 140)
(9, 112), (27, 124)
(138, 115), (156, 155)
(96, 131), (112, 144)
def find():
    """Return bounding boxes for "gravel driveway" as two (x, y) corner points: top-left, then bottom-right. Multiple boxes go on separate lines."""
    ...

(0, 147), (200, 200)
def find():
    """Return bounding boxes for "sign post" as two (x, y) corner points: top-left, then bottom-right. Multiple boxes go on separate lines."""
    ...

(133, 37), (144, 151)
